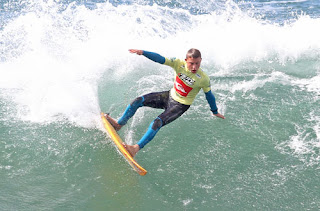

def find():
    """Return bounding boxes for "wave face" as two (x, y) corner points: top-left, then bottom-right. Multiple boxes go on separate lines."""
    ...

(1, 0), (320, 210)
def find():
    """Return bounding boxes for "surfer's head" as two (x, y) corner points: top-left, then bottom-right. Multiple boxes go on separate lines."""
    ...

(185, 48), (202, 74)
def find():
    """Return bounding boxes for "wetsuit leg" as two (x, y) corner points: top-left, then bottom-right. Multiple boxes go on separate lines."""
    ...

(117, 91), (169, 126)
(137, 117), (163, 149)
(142, 91), (169, 109)
(137, 96), (189, 149)
(118, 96), (144, 125)
(158, 97), (190, 127)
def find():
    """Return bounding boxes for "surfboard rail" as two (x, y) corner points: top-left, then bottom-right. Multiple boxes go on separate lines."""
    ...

(101, 112), (147, 176)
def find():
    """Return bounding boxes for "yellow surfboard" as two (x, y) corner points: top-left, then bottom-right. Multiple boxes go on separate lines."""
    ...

(101, 112), (147, 176)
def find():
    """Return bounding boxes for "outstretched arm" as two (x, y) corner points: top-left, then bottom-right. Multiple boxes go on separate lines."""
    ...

(205, 90), (225, 119)
(129, 49), (165, 64)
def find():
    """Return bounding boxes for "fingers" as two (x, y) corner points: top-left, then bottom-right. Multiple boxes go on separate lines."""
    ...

(128, 49), (135, 53)
(129, 49), (143, 55)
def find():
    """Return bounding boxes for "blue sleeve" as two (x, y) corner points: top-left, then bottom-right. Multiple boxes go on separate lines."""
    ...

(142, 51), (165, 64)
(205, 90), (218, 114)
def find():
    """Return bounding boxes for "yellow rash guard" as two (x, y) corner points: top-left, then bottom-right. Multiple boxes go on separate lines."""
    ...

(164, 57), (211, 105)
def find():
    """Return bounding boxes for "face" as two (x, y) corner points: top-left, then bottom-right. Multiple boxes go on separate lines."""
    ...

(185, 57), (202, 74)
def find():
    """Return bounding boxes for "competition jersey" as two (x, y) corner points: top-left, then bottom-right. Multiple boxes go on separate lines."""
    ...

(164, 57), (211, 105)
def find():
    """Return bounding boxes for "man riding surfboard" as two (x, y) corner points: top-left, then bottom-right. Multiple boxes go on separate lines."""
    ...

(105, 48), (225, 157)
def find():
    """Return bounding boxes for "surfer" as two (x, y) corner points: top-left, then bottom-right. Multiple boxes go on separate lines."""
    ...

(105, 49), (225, 157)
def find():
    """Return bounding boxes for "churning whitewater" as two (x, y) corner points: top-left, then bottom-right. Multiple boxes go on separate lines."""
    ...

(1, 0), (320, 210)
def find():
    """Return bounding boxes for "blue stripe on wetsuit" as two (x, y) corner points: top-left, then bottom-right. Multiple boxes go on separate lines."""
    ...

(118, 97), (145, 125)
(205, 90), (218, 114)
(143, 51), (165, 64)
(137, 117), (162, 149)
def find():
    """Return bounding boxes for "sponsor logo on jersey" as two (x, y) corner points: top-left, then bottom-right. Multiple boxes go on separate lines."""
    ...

(174, 76), (193, 97)
(178, 73), (195, 86)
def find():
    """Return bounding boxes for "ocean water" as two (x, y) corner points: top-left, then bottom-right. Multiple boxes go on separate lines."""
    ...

(1, 0), (320, 210)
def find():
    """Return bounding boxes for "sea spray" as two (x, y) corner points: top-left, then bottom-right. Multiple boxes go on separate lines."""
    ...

(1, 1), (320, 210)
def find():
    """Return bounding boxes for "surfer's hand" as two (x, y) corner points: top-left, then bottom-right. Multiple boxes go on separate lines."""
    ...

(129, 49), (143, 55)
(214, 113), (225, 119)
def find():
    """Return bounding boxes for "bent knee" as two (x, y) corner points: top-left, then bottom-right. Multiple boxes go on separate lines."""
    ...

(130, 96), (144, 107)
(151, 118), (163, 131)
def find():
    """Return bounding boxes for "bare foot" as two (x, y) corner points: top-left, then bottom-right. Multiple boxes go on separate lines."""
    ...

(104, 114), (122, 131)
(122, 143), (140, 157)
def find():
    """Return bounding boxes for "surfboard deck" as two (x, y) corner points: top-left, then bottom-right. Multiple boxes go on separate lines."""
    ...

(101, 112), (147, 176)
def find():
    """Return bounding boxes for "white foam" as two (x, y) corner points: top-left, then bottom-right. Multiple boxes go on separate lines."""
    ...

(182, 198), (193, 206)
(1, 1), (320, 127)
(225, 71), (291, 93)
(277, 112), (320, 166)
(295, 75), (320, 95)
(262, 0), (308, 5)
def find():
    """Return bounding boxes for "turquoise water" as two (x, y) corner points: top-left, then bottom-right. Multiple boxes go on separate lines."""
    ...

(1, 0), (320, 210)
